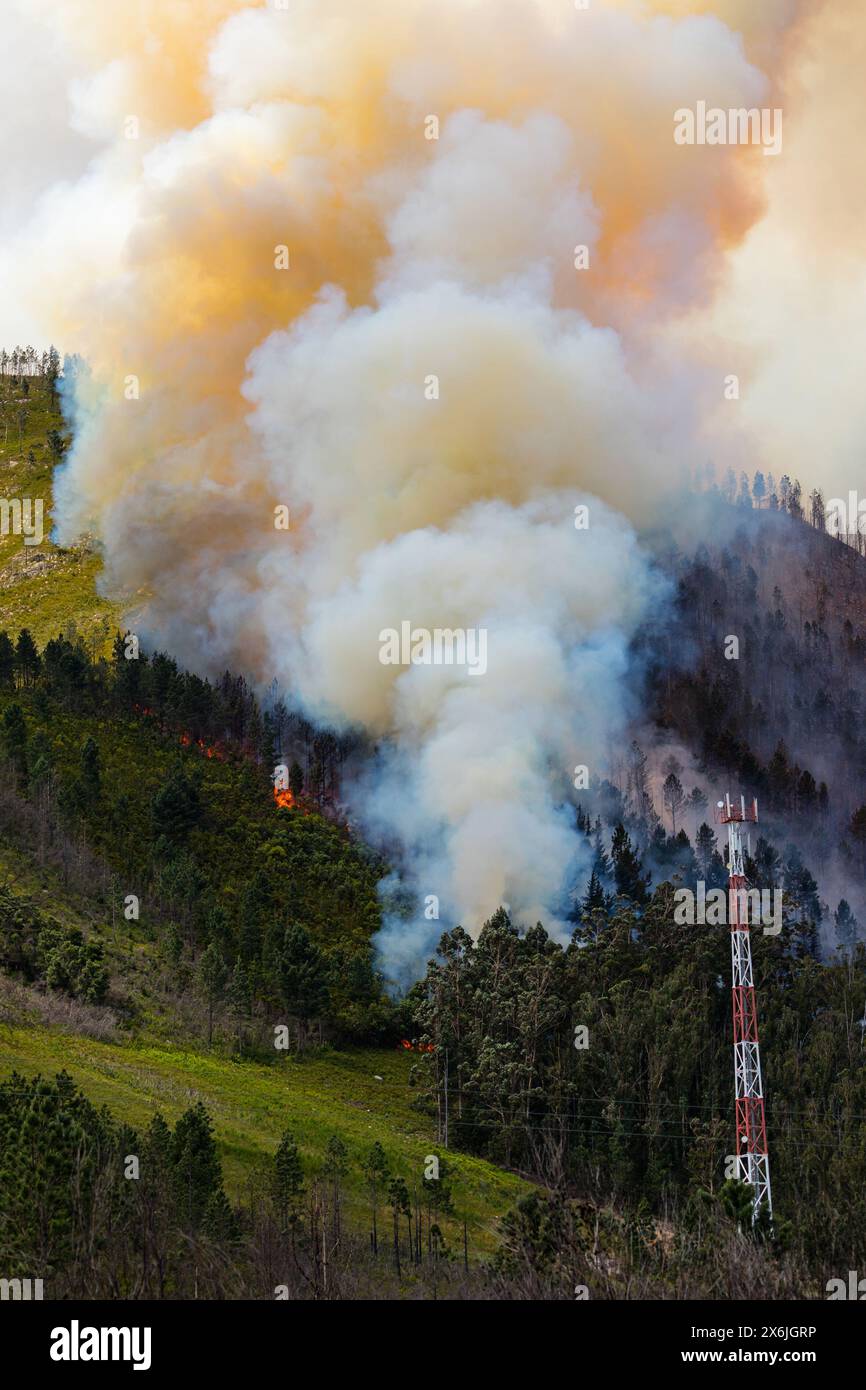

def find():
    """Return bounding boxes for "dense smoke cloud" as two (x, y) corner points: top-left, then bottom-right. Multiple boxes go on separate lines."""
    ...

(0, 0), (833, 973)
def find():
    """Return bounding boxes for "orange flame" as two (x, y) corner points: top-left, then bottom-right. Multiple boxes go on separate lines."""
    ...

(180, 732), (224, 760)
(273, 785), (296, 810)
(400, 1039), (435, 1053)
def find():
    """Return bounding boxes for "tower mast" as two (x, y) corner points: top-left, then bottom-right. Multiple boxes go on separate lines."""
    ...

(717, 792), (772, 1224)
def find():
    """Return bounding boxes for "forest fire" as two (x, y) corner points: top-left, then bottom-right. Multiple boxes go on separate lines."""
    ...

(180, 732), (223, 760)
(400, 1039), (435, 1053)
(273, 785), (296, 810)
(133, 705), (224, 759)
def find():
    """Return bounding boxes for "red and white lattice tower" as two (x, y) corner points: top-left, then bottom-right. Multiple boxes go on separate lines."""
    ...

(716, 792), (773, 1224)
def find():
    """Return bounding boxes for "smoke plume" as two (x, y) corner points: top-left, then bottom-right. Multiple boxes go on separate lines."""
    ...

(0, 0), (835, 974)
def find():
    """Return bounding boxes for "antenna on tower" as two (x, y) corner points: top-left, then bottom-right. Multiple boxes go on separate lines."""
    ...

(717, 791), (772, 1226)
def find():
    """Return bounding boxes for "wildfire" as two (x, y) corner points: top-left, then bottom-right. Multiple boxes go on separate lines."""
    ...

(133, 705), (224, 759)
(400, 1039), (435, 1053)
(180, 732), (223, 760)
(135, 702), (303, 810)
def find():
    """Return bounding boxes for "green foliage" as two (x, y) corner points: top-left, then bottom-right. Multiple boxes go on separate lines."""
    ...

(323, 1133), (349, 1181)
(151, 763), (203, 844)
(169, 1101), (225, 1233)
(423, 1153), (455, 1215)
(0, 633), (14, 688)
(364, 1141), (390, 1193)
(197, 942), (229, 1044)
(0, 623), (393, 1043)
(388, 1175), (410, 1218)
(79, 735), (101, 801)
(0, 887), (108, 1002)
(277, 924), (330, 1046)
(15, 630), (40, 687)
(412, 905), (866, 1271)
(272, 1128), (304, 1232)
(0, 1071), (111, 1270)
(202, 1188), (239, 1244)
(610, 822), (649, 903)
(37, 922), (109, 1004)
(1, 702), (27, 784)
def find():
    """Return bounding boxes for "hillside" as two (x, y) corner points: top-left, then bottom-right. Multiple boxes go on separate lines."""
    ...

(0, 1023), (524, 1255)
(0, 367), (118, 650)
(0, 370), (531, 1290)
(642, 494), (866, 935)
(2, 372), (866, 1302)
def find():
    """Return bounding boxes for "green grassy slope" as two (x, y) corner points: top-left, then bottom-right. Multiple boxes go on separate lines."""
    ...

(0, 371), (117, 650)
(0, 1025), (526, 1253)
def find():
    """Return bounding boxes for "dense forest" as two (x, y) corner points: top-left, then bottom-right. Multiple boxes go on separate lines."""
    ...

(1, 604), (864, 1296)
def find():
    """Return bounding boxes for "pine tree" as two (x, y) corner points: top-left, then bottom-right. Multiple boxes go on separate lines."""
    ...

(197, 942), (228, 1045)
(278, 924), (330, 1049)
(288, 760), (304, 798)
(80, 736), (101, 801)
(0, 1071), (108, 1268)
(688, 786), (708, 831)
(27, 729), (53, 794)
(580, 870), (605, 917)
(662, 773), (685, 834)
(767, 741), (792, 809)
(363, 1142), (390, 1255)
(227, 960), (252, 1052)
(695, 823), (717, 879)
(388, 1176), (411, 1276)
(753, 836), (782, 889)
(150, 763), (202, 844)
(323, 1135), (349, 1241)
(202, 1189), (239, 1244)
(849, 806), (866, 869)
(588, 818), (609, 878)
(0, 632), (14, 688)
(169, 1103), (223, 1232)
(610, 823), (648, 904)
(1, 703), (27, 785)
(144, 1112), (173, 1178)
(14, 629), (40, 687)
(834, 900), (858, 952)
(272, 1129), (305, 1234)
(626, 741), (655, 827)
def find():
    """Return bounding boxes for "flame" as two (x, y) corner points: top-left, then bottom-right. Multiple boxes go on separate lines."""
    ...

(273, 785), (296, 810)
(400, 1039), (435, 1053)
(180, 732), (223, 759)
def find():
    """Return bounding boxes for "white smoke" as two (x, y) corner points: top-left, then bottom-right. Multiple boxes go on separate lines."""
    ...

(0, 0), (827, 977)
